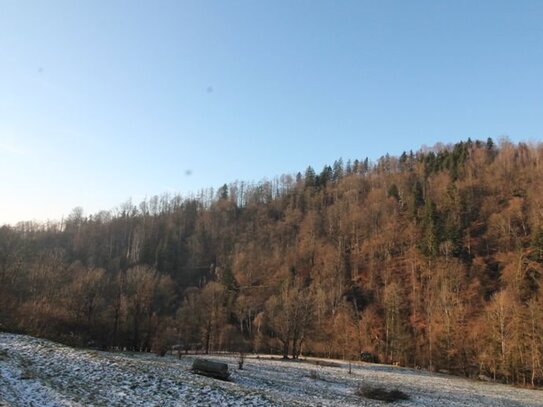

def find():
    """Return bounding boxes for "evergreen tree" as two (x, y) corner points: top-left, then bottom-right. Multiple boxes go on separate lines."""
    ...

(218, 184), (229, 200)
(318, 165), (333, 187)
(304, 166), (316, 188)
(332, 159), (344, 181)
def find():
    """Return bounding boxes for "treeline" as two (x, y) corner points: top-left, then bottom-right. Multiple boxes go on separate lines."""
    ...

(1, 138), (543, 386)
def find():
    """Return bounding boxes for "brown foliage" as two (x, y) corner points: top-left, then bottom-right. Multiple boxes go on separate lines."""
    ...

(2, 139), (543, 385)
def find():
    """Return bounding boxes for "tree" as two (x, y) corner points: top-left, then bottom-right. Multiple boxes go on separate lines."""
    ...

(304, 166), (316, 188)
(265, 279), (314, 358)
(65, 263), (107, 336)
(218, 184), (229, 200)
(123, 265), (159, 351)
(333, 159), (344, 181)
(199, 282), (228, 353)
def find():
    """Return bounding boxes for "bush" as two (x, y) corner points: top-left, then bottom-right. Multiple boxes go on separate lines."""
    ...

(152, 323), (177, 356)
(360, 351), (380, 363)
(356, 384), (409, 403)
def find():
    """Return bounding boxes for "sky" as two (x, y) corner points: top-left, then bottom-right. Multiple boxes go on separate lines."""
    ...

(1, 0), (542, 225)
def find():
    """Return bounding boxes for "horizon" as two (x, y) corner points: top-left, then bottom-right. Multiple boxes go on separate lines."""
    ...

(1, 1), (542, 224)
(3, 136), (534, 227)
(1, 136), (476, 226)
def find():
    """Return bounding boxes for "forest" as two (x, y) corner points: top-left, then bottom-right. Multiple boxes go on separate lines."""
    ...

(1, 138), (542, 386)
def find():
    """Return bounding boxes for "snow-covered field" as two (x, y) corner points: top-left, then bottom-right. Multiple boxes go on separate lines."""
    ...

(0, 333), (541, 407)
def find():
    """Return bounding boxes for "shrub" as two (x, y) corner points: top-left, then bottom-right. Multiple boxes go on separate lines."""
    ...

(356, 384), (409, 403)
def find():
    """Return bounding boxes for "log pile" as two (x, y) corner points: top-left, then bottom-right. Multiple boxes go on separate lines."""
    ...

(191, 358), (230, 381)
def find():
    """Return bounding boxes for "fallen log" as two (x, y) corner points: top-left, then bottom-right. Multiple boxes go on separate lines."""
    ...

(191, 358), (230, 381)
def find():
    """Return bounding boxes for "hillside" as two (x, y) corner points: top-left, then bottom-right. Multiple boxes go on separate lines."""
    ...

(1, 333), (542, 406)
(1, 138), (543, 386)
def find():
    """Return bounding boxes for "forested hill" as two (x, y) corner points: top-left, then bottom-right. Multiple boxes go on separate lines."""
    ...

(1, 138), (543, 386)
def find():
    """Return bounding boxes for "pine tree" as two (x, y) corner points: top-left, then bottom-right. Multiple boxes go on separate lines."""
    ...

(304, 166), (316, 188)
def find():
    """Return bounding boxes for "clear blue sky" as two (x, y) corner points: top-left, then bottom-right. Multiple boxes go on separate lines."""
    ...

(1, 1), (542, 224)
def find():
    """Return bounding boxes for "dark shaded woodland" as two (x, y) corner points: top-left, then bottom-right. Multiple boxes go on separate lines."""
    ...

(1, 138), (543, 386)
